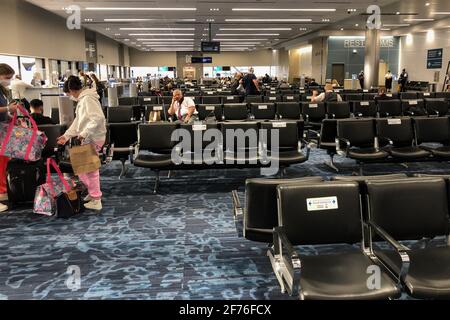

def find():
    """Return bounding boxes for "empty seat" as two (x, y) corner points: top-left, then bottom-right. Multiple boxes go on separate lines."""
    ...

(269, 181), (400, 299)
(276, 102), (301, 120)
(179, 123), (220, 164)
(109, 122), (139, 178)
(185, 90), (200, 96)
(232, 177), (323, 242)
(118, 97), (138, 106)
(145, 105), (170, 122)
(376, 118), (430, 160)
(401, 99), (426, 116)
(326, 101), (351, 119)
(414, 117), (450, 159)
(353, 101), (377, 118)
(344, 93), (363, 102)
(38, 124), (65, 159)
(418, 92), (434, 99)
(249, 103), (276, 120)
(245, 95), (263, 104)
(378, 100), (402, 117)
(424, 98), (449, 116)
(318, 119), (338, 172)
(434, 92), (450, 100)
(282, 94), (301, 102)
(263, 95), (282, 103)
(301, 102), (326, 128)
(202, 96), (222, 105)
(400, 92), (418, 100)
(197, 104), (223, 121)
(107, 106), (135, 123)
(221, 96), (241, 104)
(367, 178), (450, 299)
(51, 108), (60, 124)
(139, 96), (160, 105)
(362, 93), (377, 101)
(223, 103), (248, 121)
(221, 121), (259, 164)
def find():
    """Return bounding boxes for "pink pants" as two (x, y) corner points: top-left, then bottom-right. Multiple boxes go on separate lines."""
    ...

(78, 141), (103, 199)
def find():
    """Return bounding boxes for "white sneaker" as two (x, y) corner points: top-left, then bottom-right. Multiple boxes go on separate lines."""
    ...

(84, 199), (102, 211)
(83, 195), (93, 202)
(0, 203), (8, 213)
(0, 194), (8, 201)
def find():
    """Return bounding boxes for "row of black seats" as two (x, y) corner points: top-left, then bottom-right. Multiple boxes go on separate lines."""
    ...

(232, 175), (450, 299)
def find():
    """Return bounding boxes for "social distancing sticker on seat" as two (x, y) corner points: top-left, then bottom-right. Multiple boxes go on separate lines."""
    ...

(287, 96), (294, 100)
(227, 96), (234, 100)
(361, 101), (370, 106)
(307, 96), (312, 100)
(144, 98), (153, 101)
(193, 124), (207, 131)
(409, 100), (418, 105)
(272, 122), (286, 128)
(424, 93), (430, 96)
(154, 106), (163, 111)
(309, 104), (318, 108)
(306, 196), (338, 212)
(387, 94), (393, 97)
(258, 105), (268, 110)
(205, 106), (215, 111)
(388, 119), (402, 125)
(270, 97), (276, 101)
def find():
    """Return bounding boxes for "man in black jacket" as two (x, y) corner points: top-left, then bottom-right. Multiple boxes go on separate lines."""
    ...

(30, 99), (55, 125)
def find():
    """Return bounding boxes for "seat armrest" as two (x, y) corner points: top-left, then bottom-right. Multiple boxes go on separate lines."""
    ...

(128, 143), (137, 164)
(378, 136), (394, 148)
(335, 137), (351, 156)
(274, 227), (301, 262)
(300, 139), (312, 159)
(231, 190), (244, 238)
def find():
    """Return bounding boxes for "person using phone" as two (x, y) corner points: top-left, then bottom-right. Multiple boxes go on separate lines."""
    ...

(0, 64), (19, 213)
(167, 89), (198, 124)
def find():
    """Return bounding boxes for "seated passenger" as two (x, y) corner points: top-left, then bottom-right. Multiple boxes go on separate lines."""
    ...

(168, 89), (199, 124)
(309, 78), (319, 87)
(311, 83), (343, 103)
(30, 99), (55, 125)
(374, 87), (392, 103)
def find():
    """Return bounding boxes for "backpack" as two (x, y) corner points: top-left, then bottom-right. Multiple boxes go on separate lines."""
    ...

(324, 92), (338, 102)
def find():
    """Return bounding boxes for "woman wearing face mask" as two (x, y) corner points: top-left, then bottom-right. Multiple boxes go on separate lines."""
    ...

(0, 64), (18, 213)
(56, 76), (106, 212)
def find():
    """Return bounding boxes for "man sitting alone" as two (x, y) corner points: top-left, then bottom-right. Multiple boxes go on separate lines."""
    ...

(311, 83), (343, 103)
(167, 89), (199, 124)
(30, 99), (55, 125)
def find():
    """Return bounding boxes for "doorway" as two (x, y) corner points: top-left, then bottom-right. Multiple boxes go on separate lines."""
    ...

(331, 63), (345, 86)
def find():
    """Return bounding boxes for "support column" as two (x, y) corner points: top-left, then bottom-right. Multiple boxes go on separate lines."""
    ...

(364, 28), (380, 90)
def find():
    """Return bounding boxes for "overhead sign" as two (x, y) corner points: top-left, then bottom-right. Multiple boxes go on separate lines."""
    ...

(427, 48), (443, 69)
(343, 38), (394, 48)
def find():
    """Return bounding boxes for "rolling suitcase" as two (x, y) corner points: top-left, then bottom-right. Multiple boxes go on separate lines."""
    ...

(7, 159), (45, 206)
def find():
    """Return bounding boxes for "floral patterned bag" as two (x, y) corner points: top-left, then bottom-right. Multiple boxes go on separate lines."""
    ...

(34, 158), (74, 216)
(0, 104), (47, 161)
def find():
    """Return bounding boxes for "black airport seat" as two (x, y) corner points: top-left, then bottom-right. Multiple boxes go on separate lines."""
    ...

(108, 122), (139, 178)
(107, 106), (135, 123)
(378, 100), (402, 117)
(353, 101), (377, 118)
(223, 103), (249, 121)
(222, 96), (241, 104)
(269, 181), (400, 299)
(375, 118), (430, 160)
(38, 124), (66, 160)
(337, 119), (389, 165)
(221, 121), (260, 164)
(202, 96), (222, 105)
(249, 103), (276, 120)
(144, 105), (171, 122)
(414, 117), (450, 159)
(344, 93), (363, 102)
(139, 96), (160, 105)
(282, 94), (301, 102)
(401, 99), (426, 116)
(434, 92), (450, 101)
(161, 96), (173, 105)
(326, 101), (351, 119)
(418, 92), (434, 99)
(185, 90), (200, 96)
(178, 123), (220, 165)
(366, 178), (450, 299)
(263, 95), (282, 103)
(318, 119), (338, 172)
(51, 108), (60, 124)
(301, 102), (326, 128)
(424, 98), (449, 116)
(118, 97), (138, 106)
(231, 177), (323, 242)
(400, 92), (418, 100)
(363, 93), (377, 101)
(197, 104), (223, 121)
(245, 95), (263, 104)
(276, 102), (301, 120)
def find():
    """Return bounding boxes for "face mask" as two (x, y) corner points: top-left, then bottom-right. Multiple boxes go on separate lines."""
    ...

(0, 79), (11, 87)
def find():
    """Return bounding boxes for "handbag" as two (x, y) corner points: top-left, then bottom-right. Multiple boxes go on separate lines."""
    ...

(148, 111), (161, 123)
(55, 188), (84, 219)
(34, 158), (74, 216)
(68, 144), (101, 176)
(0, 104), (47, 161)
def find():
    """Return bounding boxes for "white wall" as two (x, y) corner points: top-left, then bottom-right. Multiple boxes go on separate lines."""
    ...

(400, 29), (450, 90)
(0, 0), (85, 61)
(97, 34), (120, 66)
(129, 49), (177, 67)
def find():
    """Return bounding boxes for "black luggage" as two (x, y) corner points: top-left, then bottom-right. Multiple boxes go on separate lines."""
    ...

(7, 159), (45, 206)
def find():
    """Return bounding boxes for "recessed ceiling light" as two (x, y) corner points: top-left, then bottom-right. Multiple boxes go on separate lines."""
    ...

(355, 24), (359, 27)
(340, 28), (344, 31)
(210, 8), (220, 11)
(225, 19), (312, 22)
(322, 19), (330, 22)
(87, 7), (197, 11)
(232, 8), (336, 12)
(425, 2), (430, 6)
(207, 19), (215, 22)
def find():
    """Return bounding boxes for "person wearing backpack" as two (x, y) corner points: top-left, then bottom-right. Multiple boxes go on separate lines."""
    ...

(0, 64), (18, 213)
(311, 83), (343, 103)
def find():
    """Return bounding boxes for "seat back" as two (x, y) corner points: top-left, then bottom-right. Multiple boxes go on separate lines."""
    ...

(197, 104), (223, 121)
(244, 177), (323, 243)
(179, 123), (219, 152)
(277, 181), (363, 245)
(319, 119), (337, 148)
(276, 102), (301, 120)
(245, 95), (263, 104)
(51, 108), (60, 124)
(400, 92), (418, 100)
(414, 117), (450, 144)
(260, 121), (300, 150)
(109, 122), (138, 149)
(223, 103), (248, 120)
(38, 124), (65, 158)
(376, 118), (414, 147)
(425, 98), (449, 116)
(301, 102), (326, 122)
(353, 101), (377, 118)
(139, 96), (160, 105)
(118, 97), (138, 106)
(202, 96), (222, 104)
(108, 106), (134, 123)
(250, 103), (276, 120)
(222, 96), (241, 104)
(282, 94), (300, 102)
(378, 100), (402, 117)
(161, 96), (173, 105)
(367, 178), (450, 240)
(326, 101), (351, 119)
(263, 95), (282, 103)
(221, 121), (259, 153)
(138, 123), (178, 152)
(344, 93), (363, 102)
(362, 93), (377, 101)
(401, 99), (426, 116)
(337, 119), (376, 147)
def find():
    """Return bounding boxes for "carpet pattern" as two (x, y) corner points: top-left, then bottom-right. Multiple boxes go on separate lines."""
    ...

(0, 148), (449, 300)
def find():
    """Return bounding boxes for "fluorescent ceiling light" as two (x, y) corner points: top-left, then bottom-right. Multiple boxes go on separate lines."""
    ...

(120, 28), (196, 31)
(232, 8), (335, 12)
(213, 38), (268, 41)
(129, 34), (195, 36)
(383, 24), (410, 27)
(220, 28), (292, 31)
(225, 19), (312, 22)
(105, 19), (195, 22)
(137, 38), (195, 41)
(87, 7), (196, 11)
(329, 36), (394, 39)
(431, 12), (450, 15)
(215, 34), (279, 36)
(404, 18), (435, 21)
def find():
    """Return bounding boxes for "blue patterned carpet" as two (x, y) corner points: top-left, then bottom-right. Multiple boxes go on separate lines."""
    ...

(0, 149), (449, 300)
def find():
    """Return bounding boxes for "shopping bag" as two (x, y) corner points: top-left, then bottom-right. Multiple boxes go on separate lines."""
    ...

(68, 144), (101, 176)
(148, 111), (161, 123)
(0, 105), (47, 161)
(34, 158), (74, 216)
